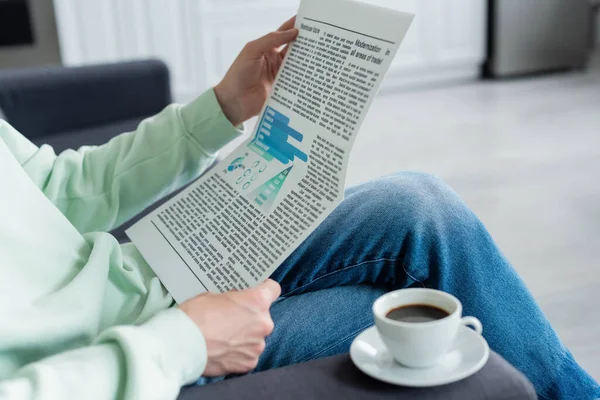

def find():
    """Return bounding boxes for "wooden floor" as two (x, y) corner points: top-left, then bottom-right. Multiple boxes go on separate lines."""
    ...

(348, 56), (600, 380)
(221, 54), (600, 380)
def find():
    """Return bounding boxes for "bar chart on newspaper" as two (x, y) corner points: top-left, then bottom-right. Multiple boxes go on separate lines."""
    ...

(249, 107), (309, 165)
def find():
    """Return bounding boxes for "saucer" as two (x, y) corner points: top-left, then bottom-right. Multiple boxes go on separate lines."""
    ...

(350, 326), (490, 387)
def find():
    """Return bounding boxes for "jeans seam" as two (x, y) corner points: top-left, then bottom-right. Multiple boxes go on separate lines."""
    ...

(401, 262), (426, 288)
(285, 257), (395, 296)
(285, 257), (425, 296)
(306, 323), (374, 361)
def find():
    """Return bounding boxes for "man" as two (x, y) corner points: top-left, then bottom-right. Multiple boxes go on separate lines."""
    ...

(0, 17), (598, 400)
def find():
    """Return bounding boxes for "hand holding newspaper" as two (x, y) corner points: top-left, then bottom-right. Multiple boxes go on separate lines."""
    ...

(127, 0), (414, 303)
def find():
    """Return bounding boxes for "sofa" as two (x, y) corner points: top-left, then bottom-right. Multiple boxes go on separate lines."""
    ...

(0, 60), (537, 400)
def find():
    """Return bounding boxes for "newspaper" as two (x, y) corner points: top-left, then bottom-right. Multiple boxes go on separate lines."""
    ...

(127, 0), (414, 303)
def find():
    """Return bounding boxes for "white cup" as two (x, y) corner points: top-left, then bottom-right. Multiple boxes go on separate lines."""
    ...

(373, 288), (483, 369)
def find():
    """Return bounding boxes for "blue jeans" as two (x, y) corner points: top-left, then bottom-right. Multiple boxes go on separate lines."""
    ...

(254, 172), (599, 400)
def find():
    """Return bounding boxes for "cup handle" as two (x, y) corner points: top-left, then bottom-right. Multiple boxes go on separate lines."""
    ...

(451, 317), (483, 351)
(461, 316), (483, 335)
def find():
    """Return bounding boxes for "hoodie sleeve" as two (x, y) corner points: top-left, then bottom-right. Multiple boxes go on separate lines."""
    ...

(0, 89), (242, 233)
(0, 308), (206, 400)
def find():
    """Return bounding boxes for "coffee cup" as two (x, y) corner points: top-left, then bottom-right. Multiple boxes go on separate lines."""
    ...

(373, 288), (482, 369)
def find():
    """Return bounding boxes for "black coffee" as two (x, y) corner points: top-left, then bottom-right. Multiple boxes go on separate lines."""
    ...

(386, 304), (450, 323)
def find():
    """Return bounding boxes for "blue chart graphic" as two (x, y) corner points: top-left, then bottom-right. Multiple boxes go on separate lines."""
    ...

(226, 156), (246, 172)
(249, 107), (309, 165)
(251, 166), (294, 211)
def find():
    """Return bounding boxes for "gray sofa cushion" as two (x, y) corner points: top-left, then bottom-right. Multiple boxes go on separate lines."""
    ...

(178, 352), (537, 400)
(0, 59), (171, 140)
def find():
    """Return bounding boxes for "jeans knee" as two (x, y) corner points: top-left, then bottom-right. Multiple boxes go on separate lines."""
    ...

(387, 171), (454, 201)
(351, 171), (473, 231)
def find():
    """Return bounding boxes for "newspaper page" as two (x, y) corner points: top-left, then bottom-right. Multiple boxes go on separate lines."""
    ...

(127, 0), (414, 303)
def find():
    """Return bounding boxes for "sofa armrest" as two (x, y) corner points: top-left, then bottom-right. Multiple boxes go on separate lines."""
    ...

(0, 59), (171, 139)
(178, 353), (537, 400)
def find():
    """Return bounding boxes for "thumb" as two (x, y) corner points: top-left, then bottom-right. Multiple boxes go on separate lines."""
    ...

(243, 279), (281, 309)
(248, 29), (299, 54)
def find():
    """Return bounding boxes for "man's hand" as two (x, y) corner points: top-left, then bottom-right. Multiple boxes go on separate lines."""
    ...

(214, 17), (299, 126)
(179, 280), (281, 376)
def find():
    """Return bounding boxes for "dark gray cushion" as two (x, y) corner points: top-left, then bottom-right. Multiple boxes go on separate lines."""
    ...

(0, 59), (171, 140)
(178, 352), (537, 400)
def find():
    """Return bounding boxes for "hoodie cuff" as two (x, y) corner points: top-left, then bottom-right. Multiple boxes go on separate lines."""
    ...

(140, 308), (208, 385)
(179, 89), (244, 155)
(96, 308), (207, 387)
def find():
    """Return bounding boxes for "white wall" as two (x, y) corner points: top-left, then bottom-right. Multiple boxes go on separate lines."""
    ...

(53, 0), (487, 102)
(53, 0), (299, 101)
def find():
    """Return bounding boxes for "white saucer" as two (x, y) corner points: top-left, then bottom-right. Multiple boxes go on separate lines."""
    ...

(350, 326), (490, 387)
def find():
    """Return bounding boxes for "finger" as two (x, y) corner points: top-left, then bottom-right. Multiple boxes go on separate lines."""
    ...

(247, 279), (281, 307)
(232, 279), (281, 309)
(259, 315), (275, 336)
(277, 16), (297, 32)
(280, 44), (291, 59)
(260, 279), (282, 303)
(248, 29), (299, 55)
(266, 51), (284, 77)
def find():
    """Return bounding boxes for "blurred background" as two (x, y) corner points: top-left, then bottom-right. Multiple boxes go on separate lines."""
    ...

(1, 0), (599, 381)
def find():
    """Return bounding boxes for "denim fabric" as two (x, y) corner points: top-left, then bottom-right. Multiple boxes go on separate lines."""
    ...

(255, 172), (599, 400)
